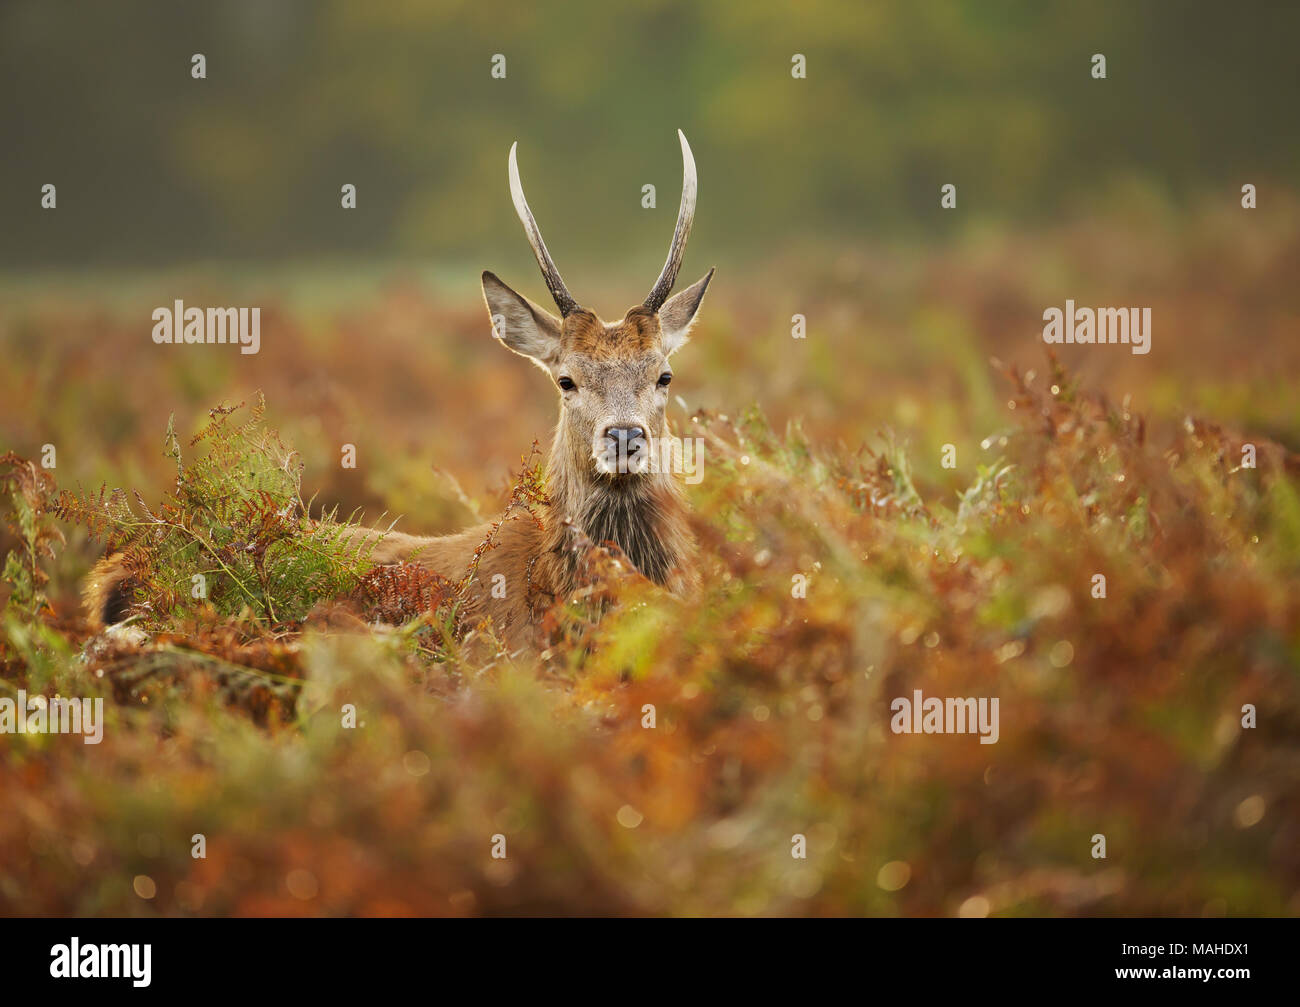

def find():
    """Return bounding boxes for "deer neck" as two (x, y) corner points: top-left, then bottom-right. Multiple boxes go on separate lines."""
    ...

(542, 424), (688, 587)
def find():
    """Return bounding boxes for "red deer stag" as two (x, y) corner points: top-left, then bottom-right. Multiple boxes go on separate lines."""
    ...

(86, 131), (713, 644)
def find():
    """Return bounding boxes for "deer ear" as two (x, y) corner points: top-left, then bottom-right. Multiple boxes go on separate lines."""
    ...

(658, 267), (714, 356)
(482, 271), (562, 367)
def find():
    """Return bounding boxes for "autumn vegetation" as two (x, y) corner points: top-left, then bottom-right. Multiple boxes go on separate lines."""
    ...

(2, 208), (1298, 916)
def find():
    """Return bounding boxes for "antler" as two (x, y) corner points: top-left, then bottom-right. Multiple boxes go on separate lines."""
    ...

(509, 141), (581, 317)
(644, 130), (698, 313)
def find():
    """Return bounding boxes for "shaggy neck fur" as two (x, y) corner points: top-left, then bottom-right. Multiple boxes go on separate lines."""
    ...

(543, 420), (690, 589)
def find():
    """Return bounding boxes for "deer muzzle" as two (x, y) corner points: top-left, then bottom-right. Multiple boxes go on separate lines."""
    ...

(594, 426), (649, 476)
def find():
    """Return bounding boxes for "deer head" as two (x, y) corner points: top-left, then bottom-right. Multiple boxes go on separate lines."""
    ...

(482, 130), (713, 488)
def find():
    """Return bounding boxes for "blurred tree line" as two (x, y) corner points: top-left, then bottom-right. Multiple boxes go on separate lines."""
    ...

(2, 0), (1297, 271)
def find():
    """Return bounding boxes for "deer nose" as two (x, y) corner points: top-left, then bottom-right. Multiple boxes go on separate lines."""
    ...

(596, 426), (649, 475)
(603, 420), (644, 449)
(604, 425), (645, 446)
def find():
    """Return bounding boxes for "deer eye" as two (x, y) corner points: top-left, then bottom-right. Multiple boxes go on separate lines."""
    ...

(657, 372), (673, 387)
(558, 376), (576, 391)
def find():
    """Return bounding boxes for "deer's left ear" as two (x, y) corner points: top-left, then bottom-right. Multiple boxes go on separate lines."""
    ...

(658, 267), (714, 356)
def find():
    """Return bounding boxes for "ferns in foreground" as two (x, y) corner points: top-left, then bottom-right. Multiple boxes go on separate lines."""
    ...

(0, 451), (64, 622)
(55, 394), (383, 631)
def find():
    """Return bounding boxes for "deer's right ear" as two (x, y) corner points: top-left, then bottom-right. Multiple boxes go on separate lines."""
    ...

(482, 271), (563, 367)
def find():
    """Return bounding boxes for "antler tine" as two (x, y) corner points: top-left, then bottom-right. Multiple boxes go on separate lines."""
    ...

(509, 141), (580, 317)
(644, 129), (698, 313)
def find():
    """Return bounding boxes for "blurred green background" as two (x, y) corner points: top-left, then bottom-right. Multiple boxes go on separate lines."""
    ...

(4, 0), (1298, 278)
